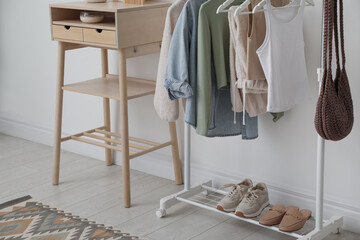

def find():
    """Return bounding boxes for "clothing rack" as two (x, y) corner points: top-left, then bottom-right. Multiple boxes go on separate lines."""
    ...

(157, 0), (343, 239)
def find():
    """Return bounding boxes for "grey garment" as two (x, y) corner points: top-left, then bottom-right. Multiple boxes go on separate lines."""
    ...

(210, 93), (258, 139)
(164, 0), (207, 127)
(204, 52), (258, 138)
(208, 88), (258, 139)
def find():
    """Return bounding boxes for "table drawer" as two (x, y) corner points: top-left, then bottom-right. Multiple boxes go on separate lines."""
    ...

(52, 25), (83, 41)
(83, 28), (116, 45)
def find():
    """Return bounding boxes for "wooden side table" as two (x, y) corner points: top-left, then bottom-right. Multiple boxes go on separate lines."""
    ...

(50, 1), (183, 208)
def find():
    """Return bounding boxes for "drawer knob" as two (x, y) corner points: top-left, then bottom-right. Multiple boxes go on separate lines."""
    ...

(64, 26), (71, 30)
(96, 29), (103, 33)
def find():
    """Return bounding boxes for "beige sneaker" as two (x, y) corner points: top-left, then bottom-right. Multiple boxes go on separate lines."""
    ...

(235, 182), (270, 218)
(216, 179), (253, 212)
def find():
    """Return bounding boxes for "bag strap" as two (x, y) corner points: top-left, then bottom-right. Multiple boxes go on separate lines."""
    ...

(319, 0), (331, 94)
(322, 0), (329, 72)
(323, 0), (335, 73)
(333, 0), (341, 72)
(327, 0), (334, 73)
(339, 0), (346, 68)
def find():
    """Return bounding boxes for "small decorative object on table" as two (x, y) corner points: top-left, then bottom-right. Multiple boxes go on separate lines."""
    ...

(80, 11), (104, 23)
(86, 0), (106, 2)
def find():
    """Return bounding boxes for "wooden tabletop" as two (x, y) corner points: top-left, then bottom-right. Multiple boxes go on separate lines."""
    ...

(50, 1), (171, 13)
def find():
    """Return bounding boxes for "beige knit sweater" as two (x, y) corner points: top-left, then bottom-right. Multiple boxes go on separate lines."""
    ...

(154, 0), (187, 122)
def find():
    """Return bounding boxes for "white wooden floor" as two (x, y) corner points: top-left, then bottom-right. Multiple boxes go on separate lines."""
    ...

(0, 133), (358, 240)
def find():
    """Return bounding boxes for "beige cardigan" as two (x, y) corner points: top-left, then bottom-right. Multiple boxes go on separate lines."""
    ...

(228, 0), (289, 118)
(229, 6), (268, 118)
(154, 0), (187, 122)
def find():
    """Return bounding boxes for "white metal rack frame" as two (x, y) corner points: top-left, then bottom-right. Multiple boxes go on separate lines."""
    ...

(156, 1), (344, 239)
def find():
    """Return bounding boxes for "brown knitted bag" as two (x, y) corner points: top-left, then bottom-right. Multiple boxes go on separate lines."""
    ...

(315, 0), (353, 141)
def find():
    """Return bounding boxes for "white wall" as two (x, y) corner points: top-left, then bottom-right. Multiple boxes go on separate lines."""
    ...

(1, 0), (360, 233)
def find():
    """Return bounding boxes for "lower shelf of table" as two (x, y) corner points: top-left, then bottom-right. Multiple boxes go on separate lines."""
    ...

(62, 74), (155, 100)
(61, 126), (172, 159)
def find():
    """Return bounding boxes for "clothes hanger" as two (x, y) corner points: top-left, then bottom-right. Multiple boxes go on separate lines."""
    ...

(216, 0), (239, 13)
(233, 0), (252, 16)
(252, 0), (314, 14)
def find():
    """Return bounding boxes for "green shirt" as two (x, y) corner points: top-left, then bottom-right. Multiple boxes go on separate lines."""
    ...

(196, 0), (244, 136)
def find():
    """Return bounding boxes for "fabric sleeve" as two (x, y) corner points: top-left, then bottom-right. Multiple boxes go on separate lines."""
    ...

(164, 6), (193, 100)
(154, 6), (180, 122)
(196, 8), (212, 136)
(228, 10), (243, 113)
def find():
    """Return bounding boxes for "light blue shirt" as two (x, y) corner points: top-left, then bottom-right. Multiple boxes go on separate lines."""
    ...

(164, 0), (206, 127)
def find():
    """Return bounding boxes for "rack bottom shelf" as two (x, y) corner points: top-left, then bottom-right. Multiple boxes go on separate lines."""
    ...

(158, 181), (343, 240)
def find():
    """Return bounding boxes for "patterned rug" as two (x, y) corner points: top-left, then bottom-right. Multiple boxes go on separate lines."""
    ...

(0, 196), (143, 240)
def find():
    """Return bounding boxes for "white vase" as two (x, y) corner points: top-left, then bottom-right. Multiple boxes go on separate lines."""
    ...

(80, 11), (104, 23)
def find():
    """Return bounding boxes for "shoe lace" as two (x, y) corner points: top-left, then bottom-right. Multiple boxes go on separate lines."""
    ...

(220, 184), (242, 198)
(245, 191), (258, 202)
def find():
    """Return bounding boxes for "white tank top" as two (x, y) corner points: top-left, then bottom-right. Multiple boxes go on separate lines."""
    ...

(256, 0), (309, 112)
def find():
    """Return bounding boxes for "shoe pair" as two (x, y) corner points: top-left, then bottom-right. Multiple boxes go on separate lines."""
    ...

(259, 205), (312, 232)
(216, 179), (270, 218)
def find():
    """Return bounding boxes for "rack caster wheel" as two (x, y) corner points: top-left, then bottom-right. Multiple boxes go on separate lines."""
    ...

(156, 209), (166, 218)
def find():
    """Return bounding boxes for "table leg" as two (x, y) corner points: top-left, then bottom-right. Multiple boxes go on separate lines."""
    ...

(101, 49), (112, 166)
(118, 48), (131, 207)
(52, 42), (65, 185)
(168, 122), (183, 185)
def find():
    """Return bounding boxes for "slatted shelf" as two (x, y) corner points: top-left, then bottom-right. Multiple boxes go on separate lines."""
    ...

(61, 127), (172, 159)
(62, 74), (155, 100)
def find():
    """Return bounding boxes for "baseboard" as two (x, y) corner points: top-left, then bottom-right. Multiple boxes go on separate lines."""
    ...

(0, 116), (359, 233)
(0, 116), (178, 181)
